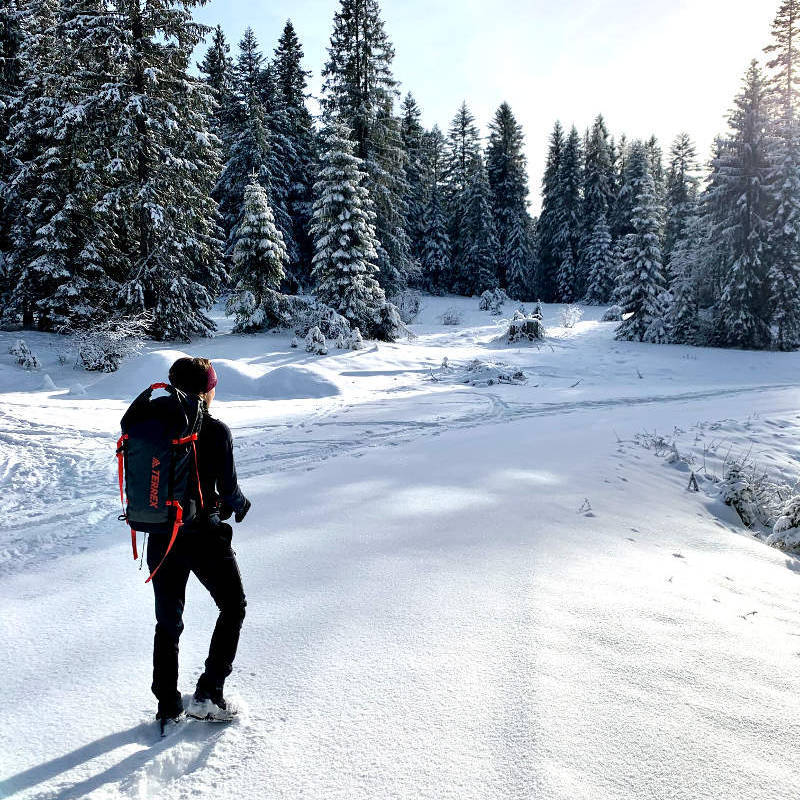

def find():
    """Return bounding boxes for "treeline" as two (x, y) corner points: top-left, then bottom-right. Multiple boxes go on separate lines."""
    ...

(0, 0), (797, 349)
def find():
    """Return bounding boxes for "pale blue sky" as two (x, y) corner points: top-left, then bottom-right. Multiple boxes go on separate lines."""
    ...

(194, 0), (778, 211)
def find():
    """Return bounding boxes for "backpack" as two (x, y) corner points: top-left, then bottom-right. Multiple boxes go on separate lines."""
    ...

(116, 382), (205, 583)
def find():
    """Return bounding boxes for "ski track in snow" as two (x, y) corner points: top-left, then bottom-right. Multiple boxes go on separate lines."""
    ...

(3, 298), (800, 800)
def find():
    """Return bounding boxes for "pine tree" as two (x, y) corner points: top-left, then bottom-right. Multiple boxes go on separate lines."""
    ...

(553, 125), (582, 302)
(534, 120), (564, 301)
(421, 190), (451, 293)
(583, 214), (616, 304)
(0, 0), (23, 291)
(419, 125), (450, 292)
(579, 115), (615, 290)
(310, 123), (389, 339)
(616, 172), (667, 342)
(273, 19), (316, 287)
(645, 135), (665, 202)
(452, 154), (499, 296)
(6, 0), (116, 330)
(664, 132), (699, 274)
(197, 25), (233, 146)
(96, 0), (224, 340)
(487, 102), (529, 291)
(668, 211), (704, 345)
(322, 0), (411, 293)
(765, 0), (800, 112)
(612, 139), (649, 243)
(227, 176), (288, 331)
(235, 27), (265, 100)
(710, 61), (772, 349)
(401, 92), (426, 269)
(444, 102), (481, 286)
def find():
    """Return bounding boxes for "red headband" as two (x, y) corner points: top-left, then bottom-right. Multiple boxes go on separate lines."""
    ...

(205, 364), (218, 393)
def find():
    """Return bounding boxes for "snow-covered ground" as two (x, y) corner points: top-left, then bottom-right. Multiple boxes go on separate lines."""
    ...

(2, 295), (800, 799)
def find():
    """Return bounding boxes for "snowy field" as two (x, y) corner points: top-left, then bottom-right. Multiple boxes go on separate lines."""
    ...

(2, 295), (800, 800)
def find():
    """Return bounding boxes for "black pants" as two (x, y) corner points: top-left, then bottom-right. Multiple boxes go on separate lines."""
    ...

(147, 520), (247, 710)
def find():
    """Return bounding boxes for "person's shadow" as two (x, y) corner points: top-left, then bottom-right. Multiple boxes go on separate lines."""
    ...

(1, 703), (224, 799)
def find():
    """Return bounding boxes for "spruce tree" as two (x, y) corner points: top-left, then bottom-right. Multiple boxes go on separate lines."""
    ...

(668, 211), (704, 345)
(616, 172), (667, 342)
(583, 214), (616, 305)
(273, 19), (316, 287)
(401, 93), (427, 268)
(579, 115), (615, 290)
(553, 125), (582, 302)
(420, 125), (450, 292)
(612, 139), (649, 243)
(0, 0), (23, 291)
(486, 102), (529, 291)
(322, 0), (411, 293)
(764, 0), (800, 350)
(97, 0), (224, 340)
(534, 120), (564, 301)
(452, 154), (499, 296)
(444, 102), (481, 286)
(421, 190), (451, 294)
(6, 0), (115, 330)
(709, 61), (772, 349)
(227, 176), (288, 331)
(310, 123), (388, 338)
(664, 132), (699, 274)
(197, 25), (233, 147)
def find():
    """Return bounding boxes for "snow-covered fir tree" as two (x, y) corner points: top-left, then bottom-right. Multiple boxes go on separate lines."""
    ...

(322, 0), (411, 294)
(579, 115), (615, 290)
(421, 189), (451, 294)
(667, 211), (704, 345)
(419, 125), (450, 292)
(583, 215), (617, 305)
(197, 25), (233, 145)
(401, 93), (427, 270)
(273, 19), (316, 287)
(762, 0), (800, 350)
(6, 0), (116, 330)
(96, 0), (224, 340)
(553, 125), (583, 302)
(486, 102), (530, 293)
(664, 132), (699, 276)
(616, 171), (667, 342)
(227, 176), (288, 332)
(310, 123), (391, 340)
(612, 139), (649, 243)
(534, 120), (564, 301)
(709, 61), (772, 350)
(0, 0), (23, 291)
(452, 154), (499, 296)
(444, 101), (481, 286)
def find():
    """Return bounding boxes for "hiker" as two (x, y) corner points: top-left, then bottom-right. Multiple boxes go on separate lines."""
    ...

(146, 357), (251, 727)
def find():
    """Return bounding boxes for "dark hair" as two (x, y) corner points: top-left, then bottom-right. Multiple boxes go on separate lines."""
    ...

(168, 357), (213, 394)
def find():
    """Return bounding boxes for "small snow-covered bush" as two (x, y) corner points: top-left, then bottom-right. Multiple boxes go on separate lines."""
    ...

(372, 301), (409, 342)
(769, 496), (800, 549)
(346, 327), (365, 351)
(531, 300), (544, 320)
(560, 304), (583, 328)
(10, 339), (39, 370)
(290, 336), (299, 348)
(74, 313), (151, 372)
(390, 290), (422, 324)
(498, 310), (546, 343)
(479, 288), (508, 315)
(601, 304), (623, 322)
(304, 326), (328, 355)
(439, 306), (463, 326)
(282, 296), (352, 341)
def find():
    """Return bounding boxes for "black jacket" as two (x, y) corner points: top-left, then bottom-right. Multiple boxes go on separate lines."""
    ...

(194, 411), (248, 521)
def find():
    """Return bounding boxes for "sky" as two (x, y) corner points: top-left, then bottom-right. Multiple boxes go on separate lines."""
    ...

(193, 0), (779, 213)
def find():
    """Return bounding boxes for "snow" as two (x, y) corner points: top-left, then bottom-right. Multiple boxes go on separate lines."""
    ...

(2, 295), (800, 799)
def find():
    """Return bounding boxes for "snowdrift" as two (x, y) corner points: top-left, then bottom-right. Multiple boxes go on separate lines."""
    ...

(72, 351), (339, 401)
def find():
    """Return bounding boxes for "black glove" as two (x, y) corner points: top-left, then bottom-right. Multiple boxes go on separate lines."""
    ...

(234, 498), (251, 524)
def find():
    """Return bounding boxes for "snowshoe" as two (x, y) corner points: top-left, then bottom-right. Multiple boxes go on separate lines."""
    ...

(156, 708), (184, 737)
(186, 693), (238, 722)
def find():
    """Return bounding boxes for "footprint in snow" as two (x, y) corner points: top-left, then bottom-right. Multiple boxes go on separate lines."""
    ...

(625, 537), (636, 543)
(672, 552), (685, 559)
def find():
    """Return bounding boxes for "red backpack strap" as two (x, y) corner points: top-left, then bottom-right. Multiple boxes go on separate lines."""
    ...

(144, 500), (183, 584)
